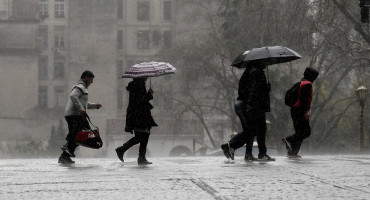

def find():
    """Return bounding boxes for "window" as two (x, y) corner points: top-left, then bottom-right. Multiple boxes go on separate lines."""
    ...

(54, 86), (65, 107)
(137, 1), (149, 20)
(54, 25), (65, 48)
(38, 56), (48, 80)
(117, 60), (123, 78)
(117, 0), (123, 19)
(163, 1), (172, 20)
(38, 86), (48, 108)
(38, 26), (48, 49)
(137, 30), (150, 50)
(117, 30), (123, 49)
(163, 31), (172, 48)
(127, 60), (134, 68)
(152, 30), (160, 48)
(54, 0), (64, 18)
(117, 90), (123, 110)
(54, 57), (65, 79)
(0, 0), (9, 18)
(39, 0), (48, 18)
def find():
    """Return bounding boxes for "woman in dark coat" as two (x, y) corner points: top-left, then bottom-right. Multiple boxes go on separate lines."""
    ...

(115, 77), (157, 165)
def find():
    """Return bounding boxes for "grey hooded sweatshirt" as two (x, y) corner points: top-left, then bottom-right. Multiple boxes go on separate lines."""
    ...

(64, 80), (99, 116)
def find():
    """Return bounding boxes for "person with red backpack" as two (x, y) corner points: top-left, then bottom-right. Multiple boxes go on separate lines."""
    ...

(282, 67), (319, 158)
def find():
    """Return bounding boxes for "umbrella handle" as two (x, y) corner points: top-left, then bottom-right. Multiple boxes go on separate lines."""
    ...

(266, 66), (271, 92)
(150, 77), (151, 88)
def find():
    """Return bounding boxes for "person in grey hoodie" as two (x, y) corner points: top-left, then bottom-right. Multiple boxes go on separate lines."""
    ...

(58, 70), (102, 164)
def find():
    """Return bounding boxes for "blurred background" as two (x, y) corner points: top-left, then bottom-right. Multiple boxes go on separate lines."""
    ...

(0, 0), (369, 158)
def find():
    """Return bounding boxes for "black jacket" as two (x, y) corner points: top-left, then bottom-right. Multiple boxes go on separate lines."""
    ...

(125, 79), (158, 132)
(237, 66), (271, 113)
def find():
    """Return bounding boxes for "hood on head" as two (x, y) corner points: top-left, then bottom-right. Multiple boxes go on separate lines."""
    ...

(304, 67), (319, 82)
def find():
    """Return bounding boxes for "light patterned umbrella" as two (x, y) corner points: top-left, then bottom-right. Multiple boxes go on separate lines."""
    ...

(121, 61), (176, 78)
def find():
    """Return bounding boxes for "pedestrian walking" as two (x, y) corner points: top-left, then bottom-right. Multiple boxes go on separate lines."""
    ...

(282, 67), (319, 158)
(115, 77), (158, 165)
(221, 60), (275, 161)
(58, 70), (102, 164)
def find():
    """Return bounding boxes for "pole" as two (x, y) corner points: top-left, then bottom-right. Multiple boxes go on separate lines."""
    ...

(360, 103), (365, 151)
(193, 138), (196, 156)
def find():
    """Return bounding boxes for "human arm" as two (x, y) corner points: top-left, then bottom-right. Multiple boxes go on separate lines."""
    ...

(87, 103), (102, 109)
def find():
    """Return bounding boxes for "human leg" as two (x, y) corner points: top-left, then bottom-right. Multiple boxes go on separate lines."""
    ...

(286, 108), (310, 156)
(59, 116), (84, 163)
(136, 131), (152, 165)
(115, 133), (141, 162)
(234, 100), (248, 131)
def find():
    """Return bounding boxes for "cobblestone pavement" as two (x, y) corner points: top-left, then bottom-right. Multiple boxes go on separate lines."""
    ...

(0, 155), (369, 199)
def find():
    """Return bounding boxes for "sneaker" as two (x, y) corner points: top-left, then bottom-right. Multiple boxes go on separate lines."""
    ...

(61, 145), (75, 157)
(287, 154), (302, 159)
(282, 138), (292, 153)
(221, 143), (234, 160)
(138, 157), (152, 165)
(258, 154), (276, 161)
(115, 146), (124, 162)
(244, 154), (257, 161)
(58, 156), (75, 164)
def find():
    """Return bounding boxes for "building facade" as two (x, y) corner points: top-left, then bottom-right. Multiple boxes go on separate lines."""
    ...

(0, 0), (204, 157)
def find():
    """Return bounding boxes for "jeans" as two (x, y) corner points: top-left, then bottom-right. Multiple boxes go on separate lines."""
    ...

(229, 101), (249, 150)
(229, 100), (267, 156)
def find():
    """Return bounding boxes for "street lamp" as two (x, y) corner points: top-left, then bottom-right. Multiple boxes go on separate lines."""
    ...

(360, 0), (370, 23)
(356, 86), (368, 151)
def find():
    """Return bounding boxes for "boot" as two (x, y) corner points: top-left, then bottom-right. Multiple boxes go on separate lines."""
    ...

(137, 131), (151, 165)
(115, 144), (130, 162)
(138, 156), (152, 165)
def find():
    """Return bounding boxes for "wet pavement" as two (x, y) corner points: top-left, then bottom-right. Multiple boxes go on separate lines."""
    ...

(0, 155), (369, 199)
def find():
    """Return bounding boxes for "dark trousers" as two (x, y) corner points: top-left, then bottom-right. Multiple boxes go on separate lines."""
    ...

(229, 101), (267, 156)
(61, 115), (90, 157)
(244, 111), (267, 157)
(285, 108), (311, 155)
(123, 131), (150, 157)
(229, 101), (249, 150)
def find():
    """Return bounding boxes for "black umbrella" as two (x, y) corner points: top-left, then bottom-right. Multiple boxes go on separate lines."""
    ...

(231, 46), (302, 68)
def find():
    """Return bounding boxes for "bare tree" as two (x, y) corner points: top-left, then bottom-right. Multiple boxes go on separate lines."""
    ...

(158, 0), (370, 152)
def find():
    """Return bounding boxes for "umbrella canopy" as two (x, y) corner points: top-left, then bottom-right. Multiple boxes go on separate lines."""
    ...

(231, 46), (302, 68)
(121, 61), (176, 78)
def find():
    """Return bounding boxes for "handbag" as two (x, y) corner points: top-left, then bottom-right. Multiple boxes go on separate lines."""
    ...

(75, 114), (103, 149)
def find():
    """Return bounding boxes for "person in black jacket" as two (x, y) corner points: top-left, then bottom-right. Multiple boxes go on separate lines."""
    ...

(282, 67), (319, 158)
(221, 61), (275, 161)
(115, 77), (158, 165)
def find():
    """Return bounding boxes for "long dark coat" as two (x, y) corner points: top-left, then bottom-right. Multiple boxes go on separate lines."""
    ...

(125, 79), (158, 133)
(237, 66), (270, 113)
